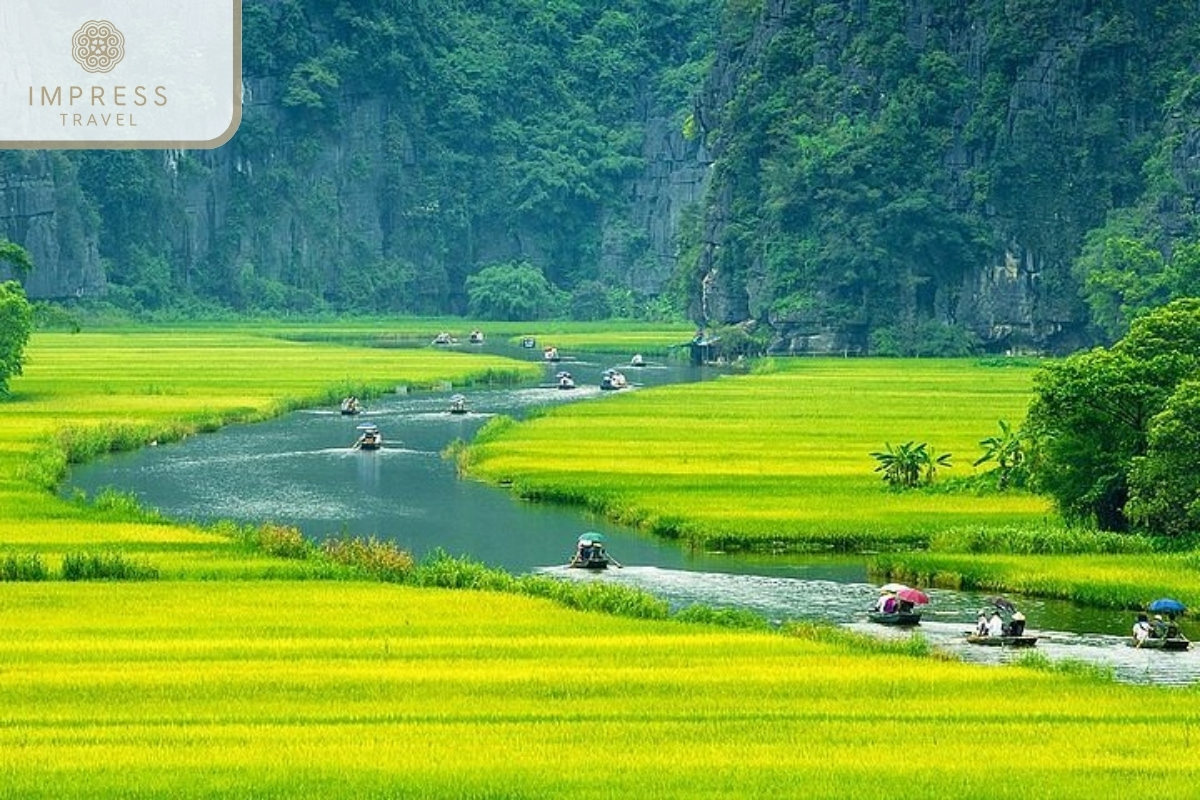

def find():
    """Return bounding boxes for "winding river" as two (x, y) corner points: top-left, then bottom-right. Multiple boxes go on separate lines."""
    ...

(67, 344), (1200, 685)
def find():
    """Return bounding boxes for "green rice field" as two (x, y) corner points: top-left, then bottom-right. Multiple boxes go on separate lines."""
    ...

(3, 324), (1200, 797)
(467, 358), (1053, 549)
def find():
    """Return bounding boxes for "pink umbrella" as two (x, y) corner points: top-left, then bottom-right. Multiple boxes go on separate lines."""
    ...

(896, 587), (930, 605)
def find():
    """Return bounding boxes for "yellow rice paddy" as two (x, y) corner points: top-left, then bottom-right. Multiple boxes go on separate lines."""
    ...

(0, 325), (1198, 797)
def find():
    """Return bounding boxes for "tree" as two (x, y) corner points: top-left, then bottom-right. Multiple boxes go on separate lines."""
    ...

(569, 280), (612, 321)
(0, 240), (33, 281)
(1126, 381), (1200, 537)
(1025, 299), (1200, 530)
(0, 280), (33, 396)
(465, 261), (561, 321)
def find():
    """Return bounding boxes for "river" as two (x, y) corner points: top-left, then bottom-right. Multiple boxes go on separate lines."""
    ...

(66, 343), (1200, 685)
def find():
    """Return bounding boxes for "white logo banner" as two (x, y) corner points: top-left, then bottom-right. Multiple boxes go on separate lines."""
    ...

(0, 0), (241, 148)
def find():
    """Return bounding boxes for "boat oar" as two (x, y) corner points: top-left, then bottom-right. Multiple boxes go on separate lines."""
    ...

(607, 555), (623, 569)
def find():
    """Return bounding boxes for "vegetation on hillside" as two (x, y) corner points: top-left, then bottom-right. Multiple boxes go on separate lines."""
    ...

(59, 0), (718, 318)
(4, 1), (1197, 358)
(684, 0), (1200, 351)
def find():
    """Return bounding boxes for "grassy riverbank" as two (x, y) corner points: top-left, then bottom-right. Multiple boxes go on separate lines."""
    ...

(3, 324), (1200, 796)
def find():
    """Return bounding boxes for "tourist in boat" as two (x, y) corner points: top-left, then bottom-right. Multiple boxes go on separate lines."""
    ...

(987, 610), (1004, 637)
(976, 612), (989, 636)
(1006, 611), (1026, 636)
(1151, 614), (1169, 639)
(1133, 613), (1152, 646)
(1166, 613), (1181, 639)
(876, 593), (897, 614)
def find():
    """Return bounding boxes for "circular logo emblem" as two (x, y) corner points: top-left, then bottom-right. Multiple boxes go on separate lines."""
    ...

(72, 20), (125, 74)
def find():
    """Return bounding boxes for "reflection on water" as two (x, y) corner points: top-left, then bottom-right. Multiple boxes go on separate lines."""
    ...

(65, 346), (1197, 685)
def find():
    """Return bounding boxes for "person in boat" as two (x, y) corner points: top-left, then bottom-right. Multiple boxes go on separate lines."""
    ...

(577, 540), (594, 562)
(1133, 613), (1152, 646)
(1165, 613), (1181, 639)
(1006, 611), (1026, 637)
(876, 593), (897, 614)
(1150, 614), (1169, 639)
(897, 598), (915, 614)
(987, 610), (1005, 637)
(976, 612), (989, 637)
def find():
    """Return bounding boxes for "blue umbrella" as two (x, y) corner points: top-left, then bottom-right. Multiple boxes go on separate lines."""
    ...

(1148, 598), (1187, 615)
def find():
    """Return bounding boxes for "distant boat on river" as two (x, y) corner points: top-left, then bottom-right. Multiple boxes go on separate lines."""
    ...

(1130, 635), (1191, 651)
(965, 634), (1038, 648)
(600, 369), (628, 390)
(556, 371), (576, 390)
(448, 394), (468, 415)
(867, 611), (922, 626)
(568, 532), (620, 570)
(339, 396), (362, 415)
(353, 423), (382, 451)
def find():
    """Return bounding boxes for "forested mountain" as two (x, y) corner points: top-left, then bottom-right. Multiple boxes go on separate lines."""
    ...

(686, 0), (1200, 354)
(2, 1), (1200, 353)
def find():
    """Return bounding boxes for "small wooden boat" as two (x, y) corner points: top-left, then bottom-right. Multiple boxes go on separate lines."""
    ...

(966, 634), (1039, 648)
(568, 533), (619, 570)
(868, 611), (922, 626)
(468, 330), (484, 344)
(630, 354), (646, 367)
(521, 337), (536, 349)
(339, 397), (361, 415)
(557, 371), (576, 390)
(600, 369), (628, 390)
(544, 346), (561, 362)
(1130, 636), (1191, 651)
(448, 394), (468, 415)
(568, 549), (610, 570)
(354, 424), (382, 451)
(432, 332), (454, 346)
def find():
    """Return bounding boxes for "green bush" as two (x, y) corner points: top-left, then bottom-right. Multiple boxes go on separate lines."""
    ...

(0, 553), (49, 581)
(408, 550), (513, 590)
(258, 523), (313, 560)
(60, 552), (159, 581)
(321, 536), (414, 582)
(674, 605), (771, 630)
(518, 574), (669, 620)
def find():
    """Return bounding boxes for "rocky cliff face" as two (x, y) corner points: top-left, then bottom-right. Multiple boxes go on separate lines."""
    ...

(0, 153), (102, 299)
